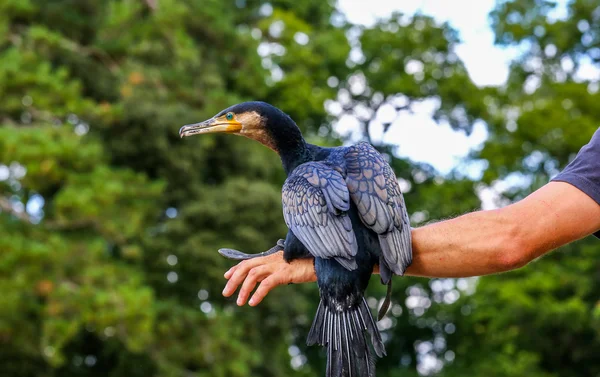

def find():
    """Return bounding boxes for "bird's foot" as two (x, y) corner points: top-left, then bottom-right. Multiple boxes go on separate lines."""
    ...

(377, 280), (393, 321)
(218, 239), (285, 260)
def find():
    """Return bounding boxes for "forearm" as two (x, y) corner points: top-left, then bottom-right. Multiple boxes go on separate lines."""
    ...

(404, 208), (524, 278)
(404, 181), (600, 278)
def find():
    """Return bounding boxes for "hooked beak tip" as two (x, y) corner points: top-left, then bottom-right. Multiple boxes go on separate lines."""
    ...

(180, 124), (197, 138)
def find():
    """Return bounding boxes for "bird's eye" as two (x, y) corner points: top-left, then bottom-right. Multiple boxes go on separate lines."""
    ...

(226, 112), (234, 120)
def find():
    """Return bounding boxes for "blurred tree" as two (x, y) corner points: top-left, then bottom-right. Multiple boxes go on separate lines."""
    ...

(1, 0), (599, 377)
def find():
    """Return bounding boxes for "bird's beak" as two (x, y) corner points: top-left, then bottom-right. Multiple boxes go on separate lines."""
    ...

(179, 117), (242, 138)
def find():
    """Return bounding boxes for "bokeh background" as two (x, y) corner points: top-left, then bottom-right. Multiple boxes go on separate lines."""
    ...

(1, 0), (599, 376)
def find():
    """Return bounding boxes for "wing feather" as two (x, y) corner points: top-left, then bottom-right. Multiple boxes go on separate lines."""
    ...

(282, 162), (358, 270)
(344, 142), (412, 275)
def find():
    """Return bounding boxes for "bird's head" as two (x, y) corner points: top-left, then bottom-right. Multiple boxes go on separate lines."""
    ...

(180, 101), (304, 153)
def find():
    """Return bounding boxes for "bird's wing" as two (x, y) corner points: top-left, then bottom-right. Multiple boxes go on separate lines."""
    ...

(343, 142), (412, 275)
(282, 162), (358, 270)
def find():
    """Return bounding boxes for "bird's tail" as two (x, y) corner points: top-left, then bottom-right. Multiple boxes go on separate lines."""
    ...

(307, 298), (386, 377)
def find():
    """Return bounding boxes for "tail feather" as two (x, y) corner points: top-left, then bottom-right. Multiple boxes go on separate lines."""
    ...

(358, 298), (386, 358)
(307, 299), (385, 377)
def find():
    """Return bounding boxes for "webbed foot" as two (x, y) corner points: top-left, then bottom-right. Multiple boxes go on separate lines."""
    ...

(377, 280), (393, 321)
(218, 239), (285, 260)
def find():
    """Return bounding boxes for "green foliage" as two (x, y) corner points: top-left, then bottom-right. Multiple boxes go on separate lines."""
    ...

(1, 0), (599, 376)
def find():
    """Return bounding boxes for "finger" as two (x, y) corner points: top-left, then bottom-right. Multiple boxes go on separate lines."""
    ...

(223, 251), (285, 297)
(223, 260), (256, 297)
(249, 275), (282, 306)
(224, 265), (237, 279)
(237, 266), (270, 306)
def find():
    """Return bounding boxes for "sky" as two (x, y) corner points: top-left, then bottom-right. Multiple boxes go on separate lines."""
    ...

(339, 0), (517, 87)
(336, 0), (516, 175)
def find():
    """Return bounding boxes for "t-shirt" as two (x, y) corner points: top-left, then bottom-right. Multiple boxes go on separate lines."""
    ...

(551, 127), (600, 238)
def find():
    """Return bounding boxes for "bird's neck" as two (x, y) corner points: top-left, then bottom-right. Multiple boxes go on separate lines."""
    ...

(279, 140), (314, 175)
(263, 113), (314, 175)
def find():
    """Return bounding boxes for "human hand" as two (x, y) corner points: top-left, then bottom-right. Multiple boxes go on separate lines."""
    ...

(222, 251), (317, 306)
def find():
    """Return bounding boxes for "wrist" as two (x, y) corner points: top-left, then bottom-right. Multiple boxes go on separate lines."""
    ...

(303, 258), (317, 282)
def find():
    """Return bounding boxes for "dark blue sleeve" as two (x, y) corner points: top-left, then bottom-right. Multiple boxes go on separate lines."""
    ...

(551, 127), (600, 238)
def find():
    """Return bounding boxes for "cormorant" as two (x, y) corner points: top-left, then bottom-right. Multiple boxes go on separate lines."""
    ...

(180, 101), (412, 377)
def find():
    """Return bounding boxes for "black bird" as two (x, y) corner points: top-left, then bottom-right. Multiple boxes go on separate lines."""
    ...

(180, 102), (412, 377)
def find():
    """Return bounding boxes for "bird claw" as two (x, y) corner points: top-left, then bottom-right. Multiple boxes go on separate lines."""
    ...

(218, 239), (285, 260)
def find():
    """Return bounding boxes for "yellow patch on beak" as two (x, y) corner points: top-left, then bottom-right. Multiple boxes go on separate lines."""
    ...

(179, 114), (242, 138)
